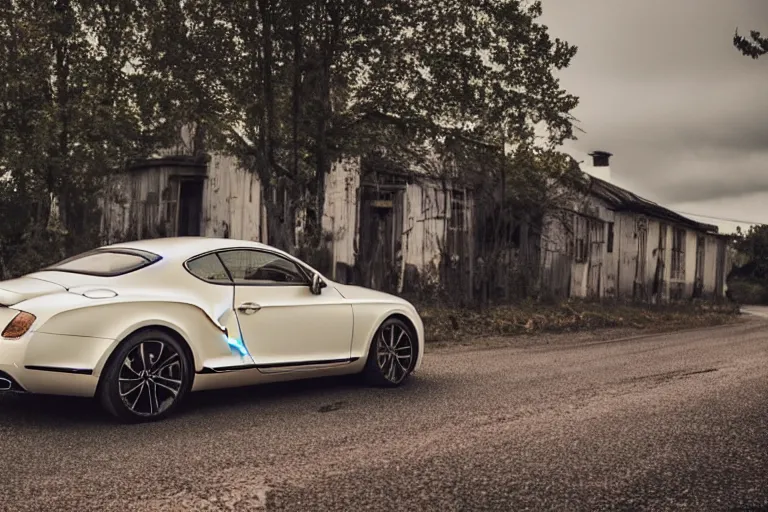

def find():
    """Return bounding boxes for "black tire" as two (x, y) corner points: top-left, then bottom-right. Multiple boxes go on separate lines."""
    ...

(362, 317), (417, 387)
(98, 329), (192, 423)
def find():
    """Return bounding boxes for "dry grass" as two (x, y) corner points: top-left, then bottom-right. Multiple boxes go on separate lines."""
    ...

(417, 300), (742, 343)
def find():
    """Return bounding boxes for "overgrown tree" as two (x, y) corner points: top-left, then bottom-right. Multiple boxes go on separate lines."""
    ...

(357, 0), (578, 148)
(732, 225), (768, 278)
(0, 0), (173, 277)
(734, 28), (768, 59)
(147, 0), (579, 257)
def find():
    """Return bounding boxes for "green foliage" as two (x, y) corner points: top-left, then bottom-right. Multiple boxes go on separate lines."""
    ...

(726, 278), (768, 305)
(0, 0), (175, 277)
(136, 0), (579, 251)
(357, 0), (578, 147)
(422, 134), (584, 306)
(0, 0), (579, 279)
(419, 300), (740, 343)
(732, 225), (768, 279)
(727, 225), (768, 304)
(734, 29), (768, 59)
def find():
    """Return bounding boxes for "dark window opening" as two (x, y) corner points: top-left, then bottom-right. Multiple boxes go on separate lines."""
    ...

(448, 191), (467, 255)
(450, 192), (465, 232)
(671, 227), (686, 280)
(178, 180), (204, 236)
(574, 214), (588, 263)
(511, 223), (522, 249)
(607, 222), (615, 253)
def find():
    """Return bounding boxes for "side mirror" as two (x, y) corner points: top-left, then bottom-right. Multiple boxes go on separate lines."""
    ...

(310, 273), (326, 295)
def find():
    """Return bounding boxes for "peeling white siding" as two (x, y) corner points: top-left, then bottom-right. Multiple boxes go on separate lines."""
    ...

(540, 189), (728, 302)
(702, 236), (718, 295)
(100, 173), (132, 244)
(404, 183), (447, 271)
(322, 158), (361, 275)
(321, 157), (472, 283)
(203, 154), (263, 241)
(100, 156), (263, 243)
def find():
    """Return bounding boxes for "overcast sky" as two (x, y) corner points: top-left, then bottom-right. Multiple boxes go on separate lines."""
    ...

(540, 0), (768, 234)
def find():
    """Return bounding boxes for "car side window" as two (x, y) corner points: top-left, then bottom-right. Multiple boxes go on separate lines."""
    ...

(186, 253), (232, 283)
(218, 250), (308, 285)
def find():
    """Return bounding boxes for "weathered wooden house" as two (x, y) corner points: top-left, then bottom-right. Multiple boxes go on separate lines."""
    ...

(101, 152), (267, 243)
(540, 152), (729, 301)
(100, 132), (729, 303)
(100, 137), (473, 297)
(321, 154), (473, 294)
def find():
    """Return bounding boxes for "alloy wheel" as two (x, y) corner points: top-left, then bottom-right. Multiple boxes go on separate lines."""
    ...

(376, 323), (414, 384)
(118, 340), (184, 417)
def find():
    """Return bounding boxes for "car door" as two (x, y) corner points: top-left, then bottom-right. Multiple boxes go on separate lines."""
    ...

(217, 248), (354, 368)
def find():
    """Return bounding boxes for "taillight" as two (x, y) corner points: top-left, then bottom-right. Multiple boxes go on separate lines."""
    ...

(2, 311), (36, 339)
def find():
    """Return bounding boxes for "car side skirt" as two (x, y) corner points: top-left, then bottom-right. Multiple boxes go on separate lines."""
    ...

(24, 365), (93, 375)
(197, 357), (360, 374)
(191, 357), (366, 392)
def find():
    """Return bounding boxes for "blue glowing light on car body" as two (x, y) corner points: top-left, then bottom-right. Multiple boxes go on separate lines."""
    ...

(226, 335), (250, 357)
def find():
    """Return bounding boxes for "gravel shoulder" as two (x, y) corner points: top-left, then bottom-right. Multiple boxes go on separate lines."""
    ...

(426, 312), (750, 353)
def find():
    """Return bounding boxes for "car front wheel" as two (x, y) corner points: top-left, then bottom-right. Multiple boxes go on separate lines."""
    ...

(98, 329), (192, 422)
(362, 318), (417, 387)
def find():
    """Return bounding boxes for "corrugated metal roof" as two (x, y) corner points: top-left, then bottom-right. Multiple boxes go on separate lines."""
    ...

(587, 175), (718, 233)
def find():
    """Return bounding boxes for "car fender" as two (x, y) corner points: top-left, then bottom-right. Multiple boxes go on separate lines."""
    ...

(18, 290), (245, 375)
(350, 302), (425, 370)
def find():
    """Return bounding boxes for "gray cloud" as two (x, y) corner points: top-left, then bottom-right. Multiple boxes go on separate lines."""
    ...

(541, 0), (768, 226)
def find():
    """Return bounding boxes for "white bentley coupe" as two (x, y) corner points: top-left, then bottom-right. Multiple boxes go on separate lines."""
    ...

(0, 237), (424, 422)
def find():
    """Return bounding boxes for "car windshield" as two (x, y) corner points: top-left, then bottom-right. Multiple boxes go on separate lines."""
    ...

(42, 249), (160, 277)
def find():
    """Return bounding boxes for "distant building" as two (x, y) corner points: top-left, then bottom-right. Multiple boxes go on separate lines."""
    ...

(540, 151), (729, 301)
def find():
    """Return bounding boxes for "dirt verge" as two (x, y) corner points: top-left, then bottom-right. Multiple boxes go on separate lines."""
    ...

(417, 300), (744, 348)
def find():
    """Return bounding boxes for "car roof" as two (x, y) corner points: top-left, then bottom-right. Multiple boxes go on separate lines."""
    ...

(102, 237), (280, 261)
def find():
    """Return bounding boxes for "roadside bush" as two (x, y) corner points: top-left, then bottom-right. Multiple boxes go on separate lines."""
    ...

(726, 277), (768, 305)
(416, 299), (741, 342)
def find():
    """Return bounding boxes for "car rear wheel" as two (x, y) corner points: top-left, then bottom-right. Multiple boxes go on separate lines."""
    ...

(362, 318), (417, 387)
(98, 329), (192, 422)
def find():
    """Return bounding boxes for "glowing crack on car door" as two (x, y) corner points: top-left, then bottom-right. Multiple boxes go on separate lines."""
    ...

(214, 307), (255, 366)
(226, 334), (249, 357)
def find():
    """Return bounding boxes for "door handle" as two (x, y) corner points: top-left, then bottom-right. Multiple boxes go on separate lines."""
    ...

(237, 302), (262, 315)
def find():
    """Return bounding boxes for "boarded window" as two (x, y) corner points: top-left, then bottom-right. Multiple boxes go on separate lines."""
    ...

(574, 214), (588, 263)
(606, 222), (615, 253)
(450, 191), (465, 232)
(447, 190), (467, 256)
(671, 227), (686, 280)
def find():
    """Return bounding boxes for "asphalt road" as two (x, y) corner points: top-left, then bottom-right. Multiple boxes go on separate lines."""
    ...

(2, 316), (768, 512)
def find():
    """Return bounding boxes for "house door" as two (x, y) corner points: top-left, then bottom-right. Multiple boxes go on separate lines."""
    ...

(693, 235), (705, 297)
(653, 224), (668, 301)
(586, 219), (605, 298)
(357, 186), (404, 292)
(633, 217), (648, 300)
(178, 179), (204, 236)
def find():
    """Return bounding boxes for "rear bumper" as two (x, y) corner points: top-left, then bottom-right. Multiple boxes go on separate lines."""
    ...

(0, 369), (25, 392)
(0, 365), (99, 397)
(0, 331), (112, 397)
